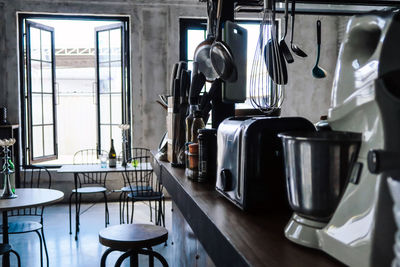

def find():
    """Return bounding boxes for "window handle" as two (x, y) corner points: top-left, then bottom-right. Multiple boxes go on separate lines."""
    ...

(55, 82), (60, 105)
(92, 82), (97, 105)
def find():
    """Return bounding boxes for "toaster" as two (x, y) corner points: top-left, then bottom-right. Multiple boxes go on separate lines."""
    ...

(216, 116), (316, 211)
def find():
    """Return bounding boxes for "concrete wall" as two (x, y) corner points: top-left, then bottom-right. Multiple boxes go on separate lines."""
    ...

(0, 0), (343, 201)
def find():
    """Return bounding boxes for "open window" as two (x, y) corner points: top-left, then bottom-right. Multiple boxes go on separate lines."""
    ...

(95, 23), (128, 154)
(25, 21), (57, 163)
(19, 15), (130, 165)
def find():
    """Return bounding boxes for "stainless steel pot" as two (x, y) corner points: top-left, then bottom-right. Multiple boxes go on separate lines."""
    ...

(278, 131), (362, 222)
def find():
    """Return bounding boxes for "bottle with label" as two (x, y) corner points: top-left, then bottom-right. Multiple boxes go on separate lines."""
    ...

(108, 139), (117, 168)
(190, 110), (205, 143)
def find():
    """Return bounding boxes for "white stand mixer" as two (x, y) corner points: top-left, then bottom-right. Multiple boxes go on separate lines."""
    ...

(284, 9), (400, 266)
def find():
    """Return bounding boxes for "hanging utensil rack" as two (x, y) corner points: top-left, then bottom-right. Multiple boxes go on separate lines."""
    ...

(234, 0), (400, 15)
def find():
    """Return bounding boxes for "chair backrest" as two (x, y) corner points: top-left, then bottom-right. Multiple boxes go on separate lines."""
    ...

(73, 149), (107, 165)
(8, 166), (52, 218)
(122, 155), (161, 197)
(73, 149), (108, 187)
(119, 148), (150, 164)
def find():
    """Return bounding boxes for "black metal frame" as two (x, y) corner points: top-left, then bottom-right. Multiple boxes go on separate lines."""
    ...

(95, 22), (130, 154)
(234, 0), (400, 15)
(119, 153), (165, 227)
(25, 21), (58, 164)
(69, 149), (110, 240)
(18, 13), (131, 166)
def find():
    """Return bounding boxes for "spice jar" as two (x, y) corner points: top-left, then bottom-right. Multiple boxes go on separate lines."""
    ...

(187, 143), (199, 180)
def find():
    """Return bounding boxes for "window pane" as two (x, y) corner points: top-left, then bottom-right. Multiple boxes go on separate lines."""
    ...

(43, 125), (54, 155)
(31, 61), (42, 93)
(32, 93), (42, 125)
(187, 29), (205, 61)
(100, 125), (111, 152)
(110, 61), (122, 93)
(98, 31), (109, 63)
(32, 126), (43, 158)
(99, 62), (110, 93)
(111, 125), (122, 155)
(99, 94), (110, 124)
(110, 28), (121, 61)
(30, 27), (41, 60)
(111, 94), (122, 124)
(41, 30), (52, 62)
(42, 62), (53, 93)
(42, 94), (53, 124)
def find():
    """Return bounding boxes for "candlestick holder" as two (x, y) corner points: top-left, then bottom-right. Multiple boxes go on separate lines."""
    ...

(0, 138), (17, 199)
(119, 124), (130, 167)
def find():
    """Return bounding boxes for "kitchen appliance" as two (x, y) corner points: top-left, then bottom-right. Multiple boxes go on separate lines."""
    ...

(216, 116), (315, 211)
(281, 9), (400, 267)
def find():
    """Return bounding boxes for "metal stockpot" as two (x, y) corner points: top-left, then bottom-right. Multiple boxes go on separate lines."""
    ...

(278, 131), (361, 222)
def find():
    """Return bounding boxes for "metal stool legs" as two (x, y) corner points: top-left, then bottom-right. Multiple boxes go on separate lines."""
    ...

(9, 249), (21, 267)
(100, 247), (168, 267)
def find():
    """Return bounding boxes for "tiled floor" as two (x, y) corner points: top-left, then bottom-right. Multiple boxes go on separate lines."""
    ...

(0, 201), (173, 267)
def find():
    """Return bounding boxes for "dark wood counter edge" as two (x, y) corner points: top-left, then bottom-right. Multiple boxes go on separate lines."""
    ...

(153, 155), (250, 266)
(151, 151), (344, 267)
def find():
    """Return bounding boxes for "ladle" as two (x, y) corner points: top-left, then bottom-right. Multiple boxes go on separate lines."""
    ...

(279, 0), (294, 64)
(290, 0), (307, 58)
(312, 20), (327, 79)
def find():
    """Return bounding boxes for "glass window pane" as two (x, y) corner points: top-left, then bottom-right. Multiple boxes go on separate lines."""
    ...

(30, 27), (41, 60)
(42, 62), (53, 93)
(110, 28), (121, 61)
(111, 125), (122, 155)
(187, 29), (205, 61)
(100, 94), (110, 124)
(42, 94), (53, 124)
(32, 126), (43, 158)
(110, 61), (122, 93)
(32, 93), (42, 125)
(100, 125), (111, 152)
(111, 94), (122, 124)
(41, 30), (52, 62)
(98, 31), (109, 63)
(99, 62), (110, 93)
(31, 61), (42, 93)
(44, 125), (54, 155)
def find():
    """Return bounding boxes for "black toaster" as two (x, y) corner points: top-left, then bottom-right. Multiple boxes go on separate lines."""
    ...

(215, 116), (316, 211)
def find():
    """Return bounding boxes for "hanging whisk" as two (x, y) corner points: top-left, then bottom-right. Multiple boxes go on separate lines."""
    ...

(249, 0), (285, 114)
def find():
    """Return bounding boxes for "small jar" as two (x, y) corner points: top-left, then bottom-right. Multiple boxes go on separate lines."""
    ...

(187, 143), (199, 180)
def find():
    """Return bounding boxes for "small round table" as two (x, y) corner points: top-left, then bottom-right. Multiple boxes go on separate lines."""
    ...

(0, 188), (64, 267)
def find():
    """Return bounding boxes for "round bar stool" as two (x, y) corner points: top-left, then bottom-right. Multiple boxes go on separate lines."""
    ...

(99, 224), (168, 267)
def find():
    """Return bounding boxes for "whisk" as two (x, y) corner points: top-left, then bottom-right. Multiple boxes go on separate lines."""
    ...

(249, 0), (285, 114)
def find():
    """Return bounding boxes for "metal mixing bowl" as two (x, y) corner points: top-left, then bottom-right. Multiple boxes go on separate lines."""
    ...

(278, 131), (362, 222)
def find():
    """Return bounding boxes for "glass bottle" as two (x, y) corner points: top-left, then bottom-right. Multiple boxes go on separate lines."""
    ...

(185, 104), (199, 143)
(108, 139), (117, 168)
(191, 110), (205, 143)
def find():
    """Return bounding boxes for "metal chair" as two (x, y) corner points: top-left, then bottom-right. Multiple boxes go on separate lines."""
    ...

(119, 154), (165, 227)
(0, 166), (51, 267)
(0, 244), (21, 267)
(118, 148), (152, 223)
(69, 149), (109, 240)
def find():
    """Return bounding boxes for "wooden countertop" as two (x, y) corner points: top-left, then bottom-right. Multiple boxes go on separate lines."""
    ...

(152, 152), (344, 267)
